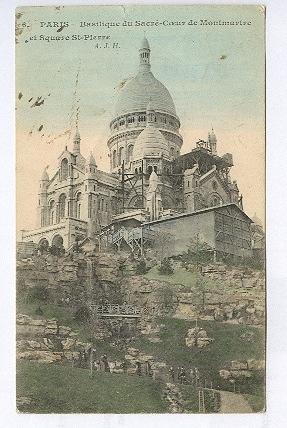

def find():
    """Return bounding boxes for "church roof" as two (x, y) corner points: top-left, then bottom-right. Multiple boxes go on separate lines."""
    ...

(88, 152), (97, 166)
(41, 167), (49, 181)
(133, 124), (170, 161)
(114, 38), (176, 118)
(114, 72), (176, 117)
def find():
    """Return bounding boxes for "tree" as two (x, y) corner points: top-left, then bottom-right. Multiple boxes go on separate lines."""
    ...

(135, 259), (149, 275)
(184, 234), (214, 268)
(150, 230), (174, 262)
(158, 257), (174, 275)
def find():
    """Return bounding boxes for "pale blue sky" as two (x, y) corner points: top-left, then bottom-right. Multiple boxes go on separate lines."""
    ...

(16, 5), (265, 229)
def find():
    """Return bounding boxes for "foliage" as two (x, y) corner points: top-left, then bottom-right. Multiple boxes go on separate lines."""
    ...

(35, 306), (43, 315)
(157, 286), (175, 313)
(133, 317), (265, 396)
(26, 285), (49, 303)
(158, 258), (174, 275)
(17, 361), (167, 413)
(135, 259), (150, 275)
(180, 235), (215, 268)
(73, 305), (91, 322)
(149, 230), (174, 261)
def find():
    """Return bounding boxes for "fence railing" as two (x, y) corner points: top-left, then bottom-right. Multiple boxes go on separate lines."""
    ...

(90, 304), (141, 317)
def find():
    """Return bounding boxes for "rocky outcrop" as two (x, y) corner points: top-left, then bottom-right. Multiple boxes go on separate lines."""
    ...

(219, 359), (265, 380)
(185, 327), (214, 349)
(163, 383), (185, 413)
(16, 314), (91, 364)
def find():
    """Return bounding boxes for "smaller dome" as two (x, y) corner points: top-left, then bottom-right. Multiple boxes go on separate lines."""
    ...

(133, 124), (170, 161)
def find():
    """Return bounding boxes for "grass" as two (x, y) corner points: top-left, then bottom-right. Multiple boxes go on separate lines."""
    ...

(180, 385), (220, 413)
(17, 361), (168, 413)
(244, 393), (265, 412)
(16, 296), (126, 359)
(144, 266), (225, 294)
(133, 317), (265, 395)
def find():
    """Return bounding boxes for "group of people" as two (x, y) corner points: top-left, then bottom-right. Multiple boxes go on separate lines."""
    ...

(168, 366), (201, 385)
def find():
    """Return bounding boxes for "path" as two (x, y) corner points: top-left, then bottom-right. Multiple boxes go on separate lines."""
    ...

(219, 390), (253, 413)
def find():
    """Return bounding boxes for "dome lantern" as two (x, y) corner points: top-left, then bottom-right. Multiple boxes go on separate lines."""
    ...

(139, 36), (151, 73)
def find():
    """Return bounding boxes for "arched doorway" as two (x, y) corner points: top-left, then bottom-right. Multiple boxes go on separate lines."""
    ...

(38, 238), (49, 253)
(52, 234), (64, 249)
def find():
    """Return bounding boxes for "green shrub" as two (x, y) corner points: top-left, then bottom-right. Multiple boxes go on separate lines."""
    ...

(135, 259), (150, 275)
(74, 305), (91, 322)
(27, 285), (49, 303)
(158, 258), (174, 275)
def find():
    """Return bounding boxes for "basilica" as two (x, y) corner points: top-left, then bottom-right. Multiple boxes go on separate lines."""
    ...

(21, 37), (253, 258)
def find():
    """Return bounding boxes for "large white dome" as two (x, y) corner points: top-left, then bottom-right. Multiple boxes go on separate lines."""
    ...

(133, 124), (170, 161)
(114, 71), (176, 117)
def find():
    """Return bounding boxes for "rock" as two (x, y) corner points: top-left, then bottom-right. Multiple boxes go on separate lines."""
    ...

(125, 354), (136, 361)
(126, 347), (139, 356)
(16, 314), (32, 325)
(127, 367), (137, 375)
(231, 370), (252, 378)
(58, 326), (72, 336)
(112, 369), (124, 374)
(63, 351), (80, 361)
(26, 340), (45, 350)
(147, 337), (162, 343)
(230, 361), (248, 370)
(219, 369), (231, 379)
(151, 361), (167, 369)
(185, 327), (213, 349)
(197, 337), (214, 348)
(61, 338), (76, 350)
(214, 308), (225, 321)
(29, 319), (46, 326)
(17, 350), (62, 363)
(43, 338), (54, 349)
(247, 359), (265, 371)
(185, 337), (196, 347)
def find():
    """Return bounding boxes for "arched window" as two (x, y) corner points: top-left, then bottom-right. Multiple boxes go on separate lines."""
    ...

(127, 145), (133, 163)
(170, 147), (175, 158)
(49, 200), (55, 225)
(147, 165), (153, 175)
(76, 192), (82, 219)
(112, 150), (117, 168)
(59, 194), (66, 219)
(154, 165), (158, 174)
(118, 147), (124, 165)
(135, 168), (138, 175)
(61, 158), (68, 180)
(210, 194), (222, 207)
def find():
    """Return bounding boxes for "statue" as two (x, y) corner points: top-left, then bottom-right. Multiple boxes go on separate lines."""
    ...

(146, 171), (162, 221)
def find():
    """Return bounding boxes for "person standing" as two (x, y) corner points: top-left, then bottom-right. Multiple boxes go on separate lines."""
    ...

(169, 366), (175, 382)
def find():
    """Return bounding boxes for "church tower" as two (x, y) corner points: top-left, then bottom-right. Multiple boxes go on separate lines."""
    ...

(37, 167), (49, 227)
(73, 128), (81, 155)
(208, 128), (217, 155)
(83, 152), (97, 237)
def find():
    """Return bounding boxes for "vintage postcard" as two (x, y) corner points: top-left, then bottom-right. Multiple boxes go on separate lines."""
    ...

(16, 4), (265, 414)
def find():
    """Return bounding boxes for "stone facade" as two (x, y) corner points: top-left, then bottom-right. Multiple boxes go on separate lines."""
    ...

(21, 37), (249, 253)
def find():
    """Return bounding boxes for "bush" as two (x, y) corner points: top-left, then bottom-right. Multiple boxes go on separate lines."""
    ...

(158, 258), (174, 275)
(27, 285), (49, 303)
(135, 259), (149, 275)
(74, 306), (91, 322)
